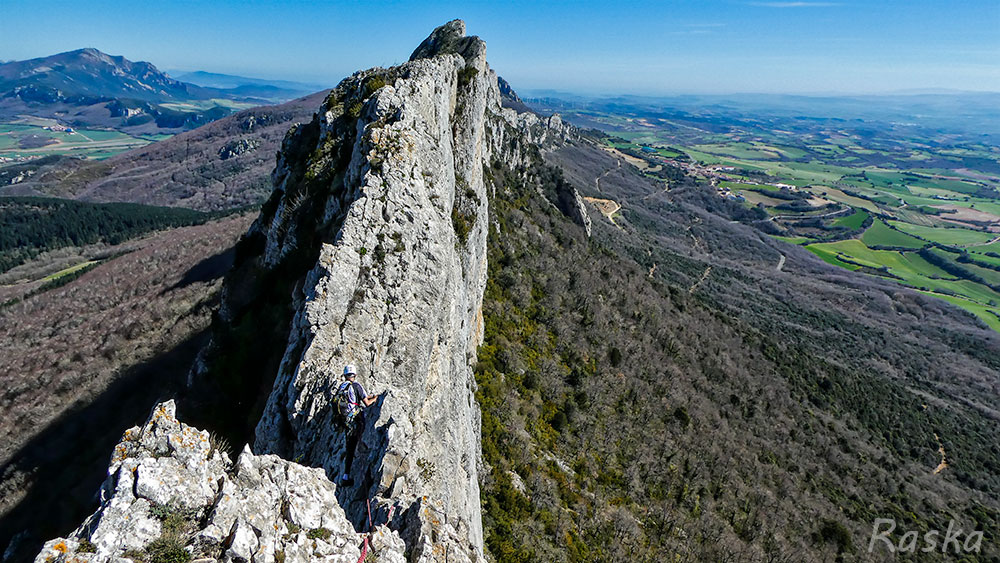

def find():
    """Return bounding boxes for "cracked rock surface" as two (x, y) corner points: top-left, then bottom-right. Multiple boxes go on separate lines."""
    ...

(32, 19), (581, 563)
(35, 401), (405, 563)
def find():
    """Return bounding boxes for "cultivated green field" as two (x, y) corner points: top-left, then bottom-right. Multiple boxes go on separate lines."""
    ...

(719, 181), (779, 192)
(861, 220), (926, 249)
(969, 238), (1000, 255)
(888, 221), (997, 246)
(40, 260), (100, 282)
(920, 292), (1000, 332)
(580, 105), (1000, 331)
(770, 235), (812, 245)
(804, 238), (1000, 328)
(832, 209), (869, 229)
(158, 98), (256, 112)
(966, 251), (1000, 267)
(0, 121), (158, 163)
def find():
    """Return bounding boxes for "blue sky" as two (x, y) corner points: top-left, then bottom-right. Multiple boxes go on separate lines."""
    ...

(1, 0), (998, 95)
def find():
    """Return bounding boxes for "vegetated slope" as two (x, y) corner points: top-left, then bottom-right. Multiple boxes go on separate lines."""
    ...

(1, 90), (327, 211)
(0, 214), (252, 560)
(475, 135), (999, 561)
(0, 196), (212, 274)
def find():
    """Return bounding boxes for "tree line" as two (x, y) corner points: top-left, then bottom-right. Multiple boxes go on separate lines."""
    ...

(0, 197), (213, 274)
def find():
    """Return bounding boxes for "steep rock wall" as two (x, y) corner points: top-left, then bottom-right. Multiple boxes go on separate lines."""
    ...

(249, 20), (497, 560)
(28, 20), (564, 563)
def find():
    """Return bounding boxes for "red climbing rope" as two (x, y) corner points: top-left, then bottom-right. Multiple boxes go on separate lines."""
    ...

(356, 498), (395, 563)
(358, 534), (369, 562)
(356, 499), (373, 563)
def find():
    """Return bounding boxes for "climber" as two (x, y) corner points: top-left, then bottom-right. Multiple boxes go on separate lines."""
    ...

(335, 364), (377, 486)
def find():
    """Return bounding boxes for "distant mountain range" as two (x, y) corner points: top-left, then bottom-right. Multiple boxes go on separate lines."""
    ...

(0, 49), (325, 133)
(0, 48), (217, 104)
(173, 70), (324, 99)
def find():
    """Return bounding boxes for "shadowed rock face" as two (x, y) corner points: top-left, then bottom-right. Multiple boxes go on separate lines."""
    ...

(28, 20), (580, 563)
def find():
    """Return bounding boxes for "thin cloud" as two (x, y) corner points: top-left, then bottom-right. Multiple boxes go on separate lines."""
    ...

(751, 1), (841, 7)
(668, 23), (725, 36)
(669, 29), (716, 36)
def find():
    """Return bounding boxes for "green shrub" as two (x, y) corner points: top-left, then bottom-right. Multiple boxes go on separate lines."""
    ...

(452, 208), (475, 246)
(609, 346), (622, 367)
(458, 66), (479, 87)
(307, 527), (332, 540)
(148, 503), (194, 536)
(122, 549), (148, 562)
(145, 537), (191, 563)
(817, 519), (852, 553)
(363, 76), (387, 98)
(673, 406), (691, 428)
(550, 411), (567, 433)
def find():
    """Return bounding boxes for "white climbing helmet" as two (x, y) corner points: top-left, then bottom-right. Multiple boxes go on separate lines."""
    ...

(343, 364), (357, 377)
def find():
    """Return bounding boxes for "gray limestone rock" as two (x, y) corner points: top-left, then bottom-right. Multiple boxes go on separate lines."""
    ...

(409, 19), (485, 64)
(34, 401), (393, 563)
(248, 21), (513, 563)
(33, 20), (582, 563)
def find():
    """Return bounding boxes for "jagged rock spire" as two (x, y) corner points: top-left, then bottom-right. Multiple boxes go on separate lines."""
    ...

(409, 19), (485, 63)
(28, 20), (581, 563)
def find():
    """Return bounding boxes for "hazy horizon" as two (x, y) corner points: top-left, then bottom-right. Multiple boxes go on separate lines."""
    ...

(3, 0), (998, 96)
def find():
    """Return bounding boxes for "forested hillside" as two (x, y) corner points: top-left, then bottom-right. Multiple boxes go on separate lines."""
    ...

(0, 197), (213, 274)
(476, 135), (999, 561)
(0, 214), (251, 557)
(2, 90), (327, 212)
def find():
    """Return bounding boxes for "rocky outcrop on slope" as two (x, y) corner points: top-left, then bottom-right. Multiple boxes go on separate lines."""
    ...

(34, 401), (407, 563)
(30, 20), (585, 563)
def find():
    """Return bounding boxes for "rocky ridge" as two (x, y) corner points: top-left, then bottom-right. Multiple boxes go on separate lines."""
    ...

(31, 20), (583, 563)
(34, 401), (405, 563)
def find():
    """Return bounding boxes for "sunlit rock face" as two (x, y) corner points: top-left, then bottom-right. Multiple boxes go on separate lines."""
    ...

(32, 20), (580, 563)
(248, 19), (502, 562)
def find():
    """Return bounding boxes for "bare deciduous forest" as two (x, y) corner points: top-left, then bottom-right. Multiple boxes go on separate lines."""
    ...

(0, 214), (251, 551)
(476, 137), (999, 562)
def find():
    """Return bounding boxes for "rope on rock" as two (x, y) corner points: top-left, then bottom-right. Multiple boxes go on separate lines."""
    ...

(357, 497), (395, 563)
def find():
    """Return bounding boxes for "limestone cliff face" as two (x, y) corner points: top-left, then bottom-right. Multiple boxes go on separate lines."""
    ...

(31, 20), (576, 563)
(250, 18), (497, 560)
